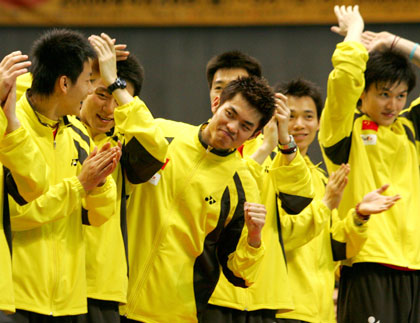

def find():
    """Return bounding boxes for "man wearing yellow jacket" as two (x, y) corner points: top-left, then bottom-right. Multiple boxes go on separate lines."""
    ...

(9, 29), (119, 322)
(111, 67), (276, 320)
(275, 78), (400, 323)
(80, 34), (168, 323)
(319, 5), (420, 322)
(0, 52), (49, 321)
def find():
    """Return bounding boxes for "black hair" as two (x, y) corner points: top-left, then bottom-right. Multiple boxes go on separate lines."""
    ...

(365, 49), (416, 94)
(275, 78), (323, 119)
(30, 28), (96, 96)
(117, 54), (144, 97)
(206, 50), (262, 88)
(219, 76), (275, 131)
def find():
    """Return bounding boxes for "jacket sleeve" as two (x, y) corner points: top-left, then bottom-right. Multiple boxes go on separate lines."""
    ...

(318, 41), (369, 166)
(282, 199), (331, 251)
(330, 208), (368, 261)
(0, 117), (49, 203)
(114, 97), (169, 184)
(270, 150), (314, 214)
(81, 175), (117, 226)
(10, 176), (86, 231)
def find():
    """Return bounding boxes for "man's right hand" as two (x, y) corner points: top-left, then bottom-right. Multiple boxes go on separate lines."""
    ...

(77, 142), (121, 192)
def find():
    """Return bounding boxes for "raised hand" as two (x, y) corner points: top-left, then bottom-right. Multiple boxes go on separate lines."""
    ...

(322, 163), (350, 210)
(88, 33), (117, 87)
(357, 184), (401, 216)
(115, 43), (130, 61)
(244, 202), (266, 248)
(0, 51), (31, 106)
(361, 31), (395, 52)
(274, 93), (290, 145)
(331, 5), (364, 42)
(3, 82), (20, 134)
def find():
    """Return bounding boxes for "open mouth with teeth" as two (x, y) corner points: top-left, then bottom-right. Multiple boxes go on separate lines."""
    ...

(97, 114), (114, 122)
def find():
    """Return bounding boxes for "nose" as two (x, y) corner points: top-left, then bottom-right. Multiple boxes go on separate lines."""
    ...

(226, 120), (238, 134)
(102, 98), (117, 115)
(293, 116), (305, 129)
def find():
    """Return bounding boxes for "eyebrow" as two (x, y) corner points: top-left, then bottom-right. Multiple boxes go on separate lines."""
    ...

(382, 86), (408, 93)
(230, 107), (255, 128)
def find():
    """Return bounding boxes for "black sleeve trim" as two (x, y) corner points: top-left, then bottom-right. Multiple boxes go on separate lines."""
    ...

(217, 172), (247, 288)
(73, 140), (89, 165)
(120, 166), (129, 277)
(3, 166), (28, 206)
(277, 192), (312, 215)
(322, 113), (363, 165)
(275, 194), (287, 268)
(403, 125), (416, 145)
(69, 124), (91, 147)
(120, 137), (164, 184)
(193, 187), (231, 313)
(82, 207), (90, 225)
(2, 167), (12, 255)
(323, 135), (352, 165)
(401, 104), (420, 142)
(331, 234), (347, 261)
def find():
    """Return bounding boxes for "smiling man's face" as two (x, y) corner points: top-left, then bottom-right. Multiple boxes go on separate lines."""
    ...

(287, 95), (319, 157)
(80, 77), (134, 138)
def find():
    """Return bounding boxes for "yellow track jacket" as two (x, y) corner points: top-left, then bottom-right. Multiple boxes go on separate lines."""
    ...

(10, 93), (117, 316)
(208, 135), (315, 313)
(0, 107), (49, 313)
(119, 99), (266, 323)
(319, 41), (420, 269)
(84, 97), (168, 304)
(277, 156), (368, 323)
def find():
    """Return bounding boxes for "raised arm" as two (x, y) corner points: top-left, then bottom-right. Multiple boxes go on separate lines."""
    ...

(319, 5), (368, 165)
(89, 33), (168, 184)
(362, 31), (420, 68)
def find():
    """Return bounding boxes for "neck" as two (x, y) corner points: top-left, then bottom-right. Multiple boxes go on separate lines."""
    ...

(300, 146), (308, 157)
(28, 92), (61, 121)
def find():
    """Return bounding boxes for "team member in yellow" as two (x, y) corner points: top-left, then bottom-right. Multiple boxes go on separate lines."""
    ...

(77, 33), (168, 323)
(8, 29), (120, 322)
(0, 52), (49, 321)
(113, 72), (276, 321)
(273, 78), (400, 323)
(320, 6), (420, 322)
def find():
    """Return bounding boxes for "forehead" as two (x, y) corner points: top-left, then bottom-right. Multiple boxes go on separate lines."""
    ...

(221, 93), (261, 124)
(212, 68), (249, 85)
(288, 96), (317, 113)
(371, 81), (408, 93)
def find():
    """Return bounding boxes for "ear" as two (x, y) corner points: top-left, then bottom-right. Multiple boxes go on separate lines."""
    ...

(359, 91), (366, 113)
(58, 76), (69, 94)
(211, 96), (220, 114)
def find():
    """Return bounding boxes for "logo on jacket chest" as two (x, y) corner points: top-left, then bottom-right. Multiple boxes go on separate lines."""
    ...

(360, 134), (377, 145)
(205, 196), (216, 205)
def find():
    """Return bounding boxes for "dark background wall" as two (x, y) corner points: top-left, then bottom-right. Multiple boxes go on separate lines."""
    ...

(1, 23), (419, 167)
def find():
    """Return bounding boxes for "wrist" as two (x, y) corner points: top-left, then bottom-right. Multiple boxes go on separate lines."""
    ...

(278, 134), (297, 155)
(247, 232), (262, 248)
(353, 203), (370, 226)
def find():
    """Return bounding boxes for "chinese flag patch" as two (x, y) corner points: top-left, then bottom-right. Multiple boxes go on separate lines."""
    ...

(362, 120), (378, 131)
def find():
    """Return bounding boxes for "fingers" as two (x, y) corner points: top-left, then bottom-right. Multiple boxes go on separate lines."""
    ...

(245, 202), (266, 226)
(376, 183), (390, 194)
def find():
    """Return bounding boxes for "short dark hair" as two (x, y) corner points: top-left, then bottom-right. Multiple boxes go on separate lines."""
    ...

(117, 54), (144, 97)
(275, 78), (323, 119)
(365, 49), (416, 94)
(206, 51), (262, 88)
(30, 29), (96, 96)
(219, 76), (275, 131)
